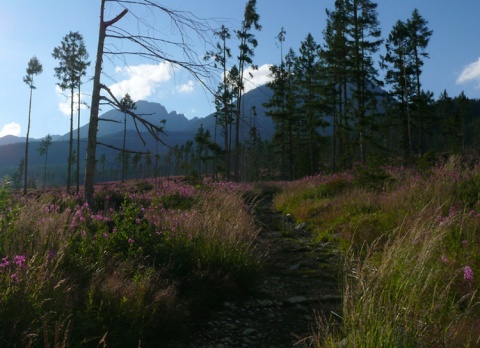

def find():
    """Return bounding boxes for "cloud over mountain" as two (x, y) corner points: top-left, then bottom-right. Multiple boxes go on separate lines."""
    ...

(109, 62), (173, 100)
(0, 122), (21, 137)
(244, 64), (272, 93)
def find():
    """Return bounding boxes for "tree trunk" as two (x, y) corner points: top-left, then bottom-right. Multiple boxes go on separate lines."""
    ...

(414, 46), (423, 157)
(77, 84), (81, 194)
(43, 150), (48, 189)
(234, 95), (241, 182)
(67, 85), (74, 193)
(24, 87), (33, 195)
(85, 1), (127, 204)
(122, 112), (127, 182)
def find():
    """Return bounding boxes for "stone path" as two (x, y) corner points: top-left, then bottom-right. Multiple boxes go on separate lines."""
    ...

(183, 193), (343, 347)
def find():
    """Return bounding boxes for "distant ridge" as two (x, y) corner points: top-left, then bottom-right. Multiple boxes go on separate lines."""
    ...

(0, 85), (276, 174)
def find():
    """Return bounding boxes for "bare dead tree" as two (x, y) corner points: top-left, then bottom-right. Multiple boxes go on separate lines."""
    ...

(85, 0), (216, 203)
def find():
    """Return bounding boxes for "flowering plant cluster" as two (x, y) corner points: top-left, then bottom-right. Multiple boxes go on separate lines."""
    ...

(0, 255), (27, 284)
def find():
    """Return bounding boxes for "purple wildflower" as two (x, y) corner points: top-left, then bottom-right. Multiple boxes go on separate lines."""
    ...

(464, 265), (474, 283)
(14, 255), (26, 268)
(128, 238), (135, 244)
(0, 257), (10, 268)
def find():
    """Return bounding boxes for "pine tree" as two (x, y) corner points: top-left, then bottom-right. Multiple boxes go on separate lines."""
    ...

(23, 56), (43, 195)
(454, 91), (470, 152)
(234, 0), (261, 181)
(52, 31), (89, 193)
(407, 9), (433, 156)
(382, 19), (415, 159)
(294, 33), (329, 176)
(37, 134), (53, 189)
(436, 90), (455, 153)
(346, 0), (383, 163)
(264, 29), (298, 180)
(207, 25), (233, 179)
(119, 93), (136, 182)
(323, 0), (351, 169)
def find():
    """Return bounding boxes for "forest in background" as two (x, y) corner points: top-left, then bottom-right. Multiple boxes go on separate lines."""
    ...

(2, 0), (480, 191)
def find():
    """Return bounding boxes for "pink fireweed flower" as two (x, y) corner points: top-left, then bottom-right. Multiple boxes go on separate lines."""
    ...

(14, 255), (26, 269)
(10, 273), (18, 282)
(464, 266), (474, 283)
(128, 238), (135, 244)
(441, 255), (449, 263)
(103, 232), (109, 238)
(81, 230), (87, 238)
(0, 257), (10, 268)
(448, 206), (456, 218)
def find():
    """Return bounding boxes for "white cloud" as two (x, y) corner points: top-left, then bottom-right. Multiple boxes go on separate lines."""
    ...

(457, 58), (480, 85)
(56, 85), (89, 116)
(176, 80), (195, 94)
(109, 62), (173, 100)
(0, 122), (21, 137)
(243, 64), (273, 93)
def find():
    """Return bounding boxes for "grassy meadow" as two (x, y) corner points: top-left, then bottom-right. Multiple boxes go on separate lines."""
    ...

(274, 157), (480, 347)
(1, 156), (480, 347)
(0, 179), (262, 347)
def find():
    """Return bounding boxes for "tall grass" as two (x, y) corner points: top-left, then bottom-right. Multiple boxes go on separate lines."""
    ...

(275, 160), (480, 347)
(0, 179), (262, 347)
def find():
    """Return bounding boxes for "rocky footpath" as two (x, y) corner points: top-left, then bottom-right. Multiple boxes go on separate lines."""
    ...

(183, 194), (343, 347)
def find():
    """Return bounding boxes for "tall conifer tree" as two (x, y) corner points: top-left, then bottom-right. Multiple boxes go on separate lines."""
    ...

(208, 25), (233, 179)
(382, 20), (414, 159)
(294, 33), (328, 176)
(52, 31), (89, 193)
(346, 0), (383, 163)
(264, 29), (298, 180)
(234, 0), (261, 181)
(407, 9), (433, 156)
(23, 56), (43, 195)
(323, 0), (351, 169)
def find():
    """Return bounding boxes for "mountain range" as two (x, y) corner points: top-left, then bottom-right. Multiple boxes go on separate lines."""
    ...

(1, 85), (275, 147)
(0, 85), (276, 179)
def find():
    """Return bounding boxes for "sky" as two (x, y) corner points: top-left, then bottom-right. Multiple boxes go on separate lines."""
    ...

(1, 0), (480, 139)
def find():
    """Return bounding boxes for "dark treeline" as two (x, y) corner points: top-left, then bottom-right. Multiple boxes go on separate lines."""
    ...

(195, 0), (480, 181)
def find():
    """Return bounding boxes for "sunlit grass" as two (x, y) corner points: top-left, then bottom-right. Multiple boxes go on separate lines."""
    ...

(274, 159), (480, 347)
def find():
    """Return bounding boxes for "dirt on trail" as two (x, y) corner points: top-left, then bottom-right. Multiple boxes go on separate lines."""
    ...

(180, 192), (343, 348)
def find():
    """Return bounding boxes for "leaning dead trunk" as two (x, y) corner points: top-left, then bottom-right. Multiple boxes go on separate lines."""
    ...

(84, 0), (127, 204)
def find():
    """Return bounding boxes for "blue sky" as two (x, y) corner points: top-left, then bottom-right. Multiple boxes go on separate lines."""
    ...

(1, 1), (480, 139)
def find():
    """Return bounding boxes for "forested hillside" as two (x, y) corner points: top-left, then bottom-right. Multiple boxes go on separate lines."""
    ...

(1, 0), (479, 190)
